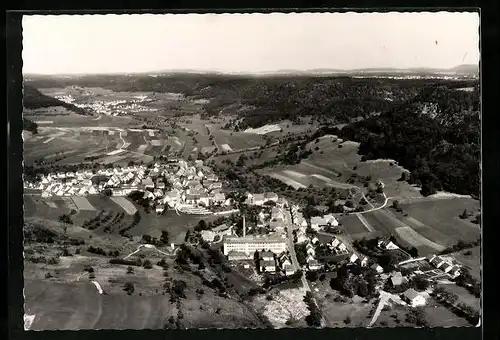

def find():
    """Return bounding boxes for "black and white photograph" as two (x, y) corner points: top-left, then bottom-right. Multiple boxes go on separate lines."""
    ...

(20, 12), (480, 330)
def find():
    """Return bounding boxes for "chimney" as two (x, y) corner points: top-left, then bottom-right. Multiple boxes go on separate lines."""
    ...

(242, 215), (246, 238)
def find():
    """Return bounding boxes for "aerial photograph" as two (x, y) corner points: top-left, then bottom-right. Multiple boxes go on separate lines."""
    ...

(22, 12), (480, 330)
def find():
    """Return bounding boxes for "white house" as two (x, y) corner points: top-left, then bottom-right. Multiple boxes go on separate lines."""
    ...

(308, 259), (322, 271)
(378, 240), (400, 251)
(311, 236), (320, 245)
(310, 216), (328, 230)
(402, 288), (427, 307)
(323, 214), (339, 227)
(284, 264), (295, 276)
(306, 243), (316, 256)
(448, 265), (461, 278)
(156, 205), (165, 214)
(349, 253), (359, 263)
(371, 264), (384, 274)
(336, 243), (348, 253)
(358, 256), (369, 267)
(296, 232), (308, 244)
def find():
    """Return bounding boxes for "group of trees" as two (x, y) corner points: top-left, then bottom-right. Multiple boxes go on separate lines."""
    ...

(23, 118), (38, 134)
(439, 238), (480, 255)
(329, 264), (378, 299)
(23, 84), (90, 115)
(303, 291), (323, 327)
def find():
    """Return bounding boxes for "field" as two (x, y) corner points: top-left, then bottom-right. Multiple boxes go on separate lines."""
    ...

(399, 198), (481, 244)
(127, 209), (220, 244)
(72, 196), (96, 211)
(451, 246), (481, 281)
(109, 197), (137, 215)
(338, 214), (372, 235)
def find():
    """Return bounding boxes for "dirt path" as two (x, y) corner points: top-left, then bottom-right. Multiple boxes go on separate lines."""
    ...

(356, 213), (375, 232)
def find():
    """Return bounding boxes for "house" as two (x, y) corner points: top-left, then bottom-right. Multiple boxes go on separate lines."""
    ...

(260, 260), (276, 273)
(153, 189), (164, 198)
(358, 256), (369, 267)
(349, 253), (359, 263)
(269, 219), (284, 231)
(265, 192), (279, 202)
(81, 179), (92, 186)
(296, 231), (308, 244)
(306, 254), (316, 263)
(330, 237), (341, 249)
(430, 255), (446, 268)
(390, 272), (408, 287)
(271, 207), (285, 221)
(323, 214), (339, 227)
(156, 205), (165, 214)
(142, 177), (154, 189)
(260, 251), (275, 261)
(156, 181), (166, 189)
(284, 264), (295, 276)
(311, 236), (320, 245)
(448, 265), (461, 278)
(250, 193), (266, 206)
(310, 216), (328, 230)
(211, 192), (226, 205)
(306, 243), (316, 256)
(441, 262), (453, 273)
(378, 240), (400, 251)
(143, 191), (155, 200)
(205, 174), (218, 182)
(276, 197), (288, 208)
(308, 259), (322, 271)
(371, 264), (384, 274)
(402, 288), (427, 307)
(336, 243), (348, 253)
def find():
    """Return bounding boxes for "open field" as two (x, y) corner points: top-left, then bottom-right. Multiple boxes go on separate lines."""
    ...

(261, 162), (358, 190)
(451, 246), (481, 281)
(435, 283), (480, 311)
(72, 196), (96, 211)
(109, 197), (137, 215)
(338, 214), (372, 235)
(399, 198), (480, 244)
(128, 209), (220, 244)
(394, 227), (446, 252)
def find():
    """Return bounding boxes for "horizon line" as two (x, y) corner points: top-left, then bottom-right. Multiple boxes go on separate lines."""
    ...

(22, 63), (479, 77)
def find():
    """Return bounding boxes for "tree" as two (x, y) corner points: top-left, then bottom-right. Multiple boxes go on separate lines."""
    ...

(306, 271), (319, 282)
(124, 282), (135, 295)
(160, 230), (170, 244)
(143, 259), (153, 269)
(459, 209), (468, 219)
(411, 275), (429, 291)
(127, 266), (134, 274)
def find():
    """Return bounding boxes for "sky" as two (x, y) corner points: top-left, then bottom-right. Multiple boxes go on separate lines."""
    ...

(22, 12), (480, 75)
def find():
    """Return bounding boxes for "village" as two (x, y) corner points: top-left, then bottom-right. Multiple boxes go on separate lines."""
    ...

(23, 153), (478, 328)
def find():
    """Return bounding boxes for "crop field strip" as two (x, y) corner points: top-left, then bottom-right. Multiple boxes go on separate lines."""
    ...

(71, 196), (96, 211)
(109, 197), (137, 215)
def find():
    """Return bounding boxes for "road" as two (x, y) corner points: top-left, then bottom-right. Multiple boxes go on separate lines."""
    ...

(368, 290), (407, 327)
(350, 192), (392, 215)
(284, 209), (311, 292)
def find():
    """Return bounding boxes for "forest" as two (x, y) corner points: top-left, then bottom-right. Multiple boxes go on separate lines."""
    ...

(23, 117), (38, 134)
(339, 85), (480, 196)
(23, 84), (90, 115)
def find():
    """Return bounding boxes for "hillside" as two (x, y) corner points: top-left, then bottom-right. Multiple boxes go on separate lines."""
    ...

(25, 75), (478, 129)
(23, 84), (90, 115)
(339, 85), (480, 197)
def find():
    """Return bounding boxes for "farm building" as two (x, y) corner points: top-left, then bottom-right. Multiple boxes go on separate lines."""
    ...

(402, 288), (427, 307)
(378, 240), (400, 251)
(390, 271), (408, 287)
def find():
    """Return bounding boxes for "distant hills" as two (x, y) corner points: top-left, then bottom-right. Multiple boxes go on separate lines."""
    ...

(24, 64), (479, 79)
(23, 84), (90, 115)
